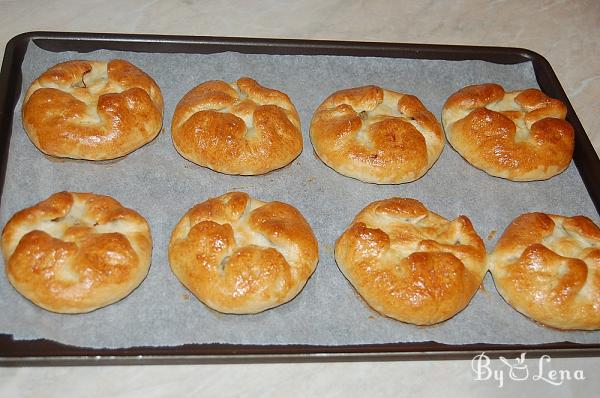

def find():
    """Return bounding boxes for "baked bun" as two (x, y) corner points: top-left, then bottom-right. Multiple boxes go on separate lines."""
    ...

(1, 192), (152, 313)
(168, 192), (318, 314)
(489, 213), (600, 330)
(442, 83), (574, 181)
(310, 86), (444, 184)
(335, 197), (486, 325)
(22, 59), (164, 160)
(171, 77), (302, 175)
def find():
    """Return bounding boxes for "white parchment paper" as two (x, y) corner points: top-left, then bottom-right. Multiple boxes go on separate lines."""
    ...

(0, 43), (598, 349)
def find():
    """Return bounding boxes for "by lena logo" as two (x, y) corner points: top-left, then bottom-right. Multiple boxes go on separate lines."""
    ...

(471, 352), (585, 387)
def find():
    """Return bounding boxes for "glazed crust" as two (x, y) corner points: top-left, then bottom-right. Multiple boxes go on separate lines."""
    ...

(22, 59), (164, 160)
(1, 192), (152, 313)
(168, 192), (318, 314)
(489, 213), (600, 330)
(171, 77), (302, 175)
(335, 198), (486, 325)
(310, 86), (444, 184)
(442, 83), (574, 181)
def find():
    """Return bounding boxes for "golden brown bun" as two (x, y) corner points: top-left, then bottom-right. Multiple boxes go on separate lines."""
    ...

(310, 86), (444, 184)
(442, 83), (574, 181)
(22, 59), (164, 160)
(171, 77), (302, 175)
(335, 197), (486, 325)
(489, 213), (600, 330)
(1, 192), (152, 313)
(168, 192), (318, 314)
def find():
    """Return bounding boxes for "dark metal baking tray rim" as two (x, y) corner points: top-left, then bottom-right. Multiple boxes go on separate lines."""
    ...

(0, 31), (599, 365)
(2, 334), (600, 366)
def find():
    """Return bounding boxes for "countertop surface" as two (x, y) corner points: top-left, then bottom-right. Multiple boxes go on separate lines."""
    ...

(1, 0), (599, 396)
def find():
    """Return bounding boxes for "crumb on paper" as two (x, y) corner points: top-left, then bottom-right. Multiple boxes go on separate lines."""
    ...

(487, 230), (497, 241)
(182, 293), (190, 301)
(478, 283), (490, 298)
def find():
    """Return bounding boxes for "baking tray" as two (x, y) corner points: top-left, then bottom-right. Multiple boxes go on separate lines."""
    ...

(0, 32), (599, 366)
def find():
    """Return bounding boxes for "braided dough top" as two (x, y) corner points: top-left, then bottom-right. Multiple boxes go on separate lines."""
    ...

(168, 192), (318, 314)
(171, 77), (302, 175)
(442, 83), (574, 181)
(489, 213), (600, 330)
(1, 192), (152, 313)
(22, 59), (164, 160)
(335, 198), (486, 325)
(310, 86), (444, 184)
